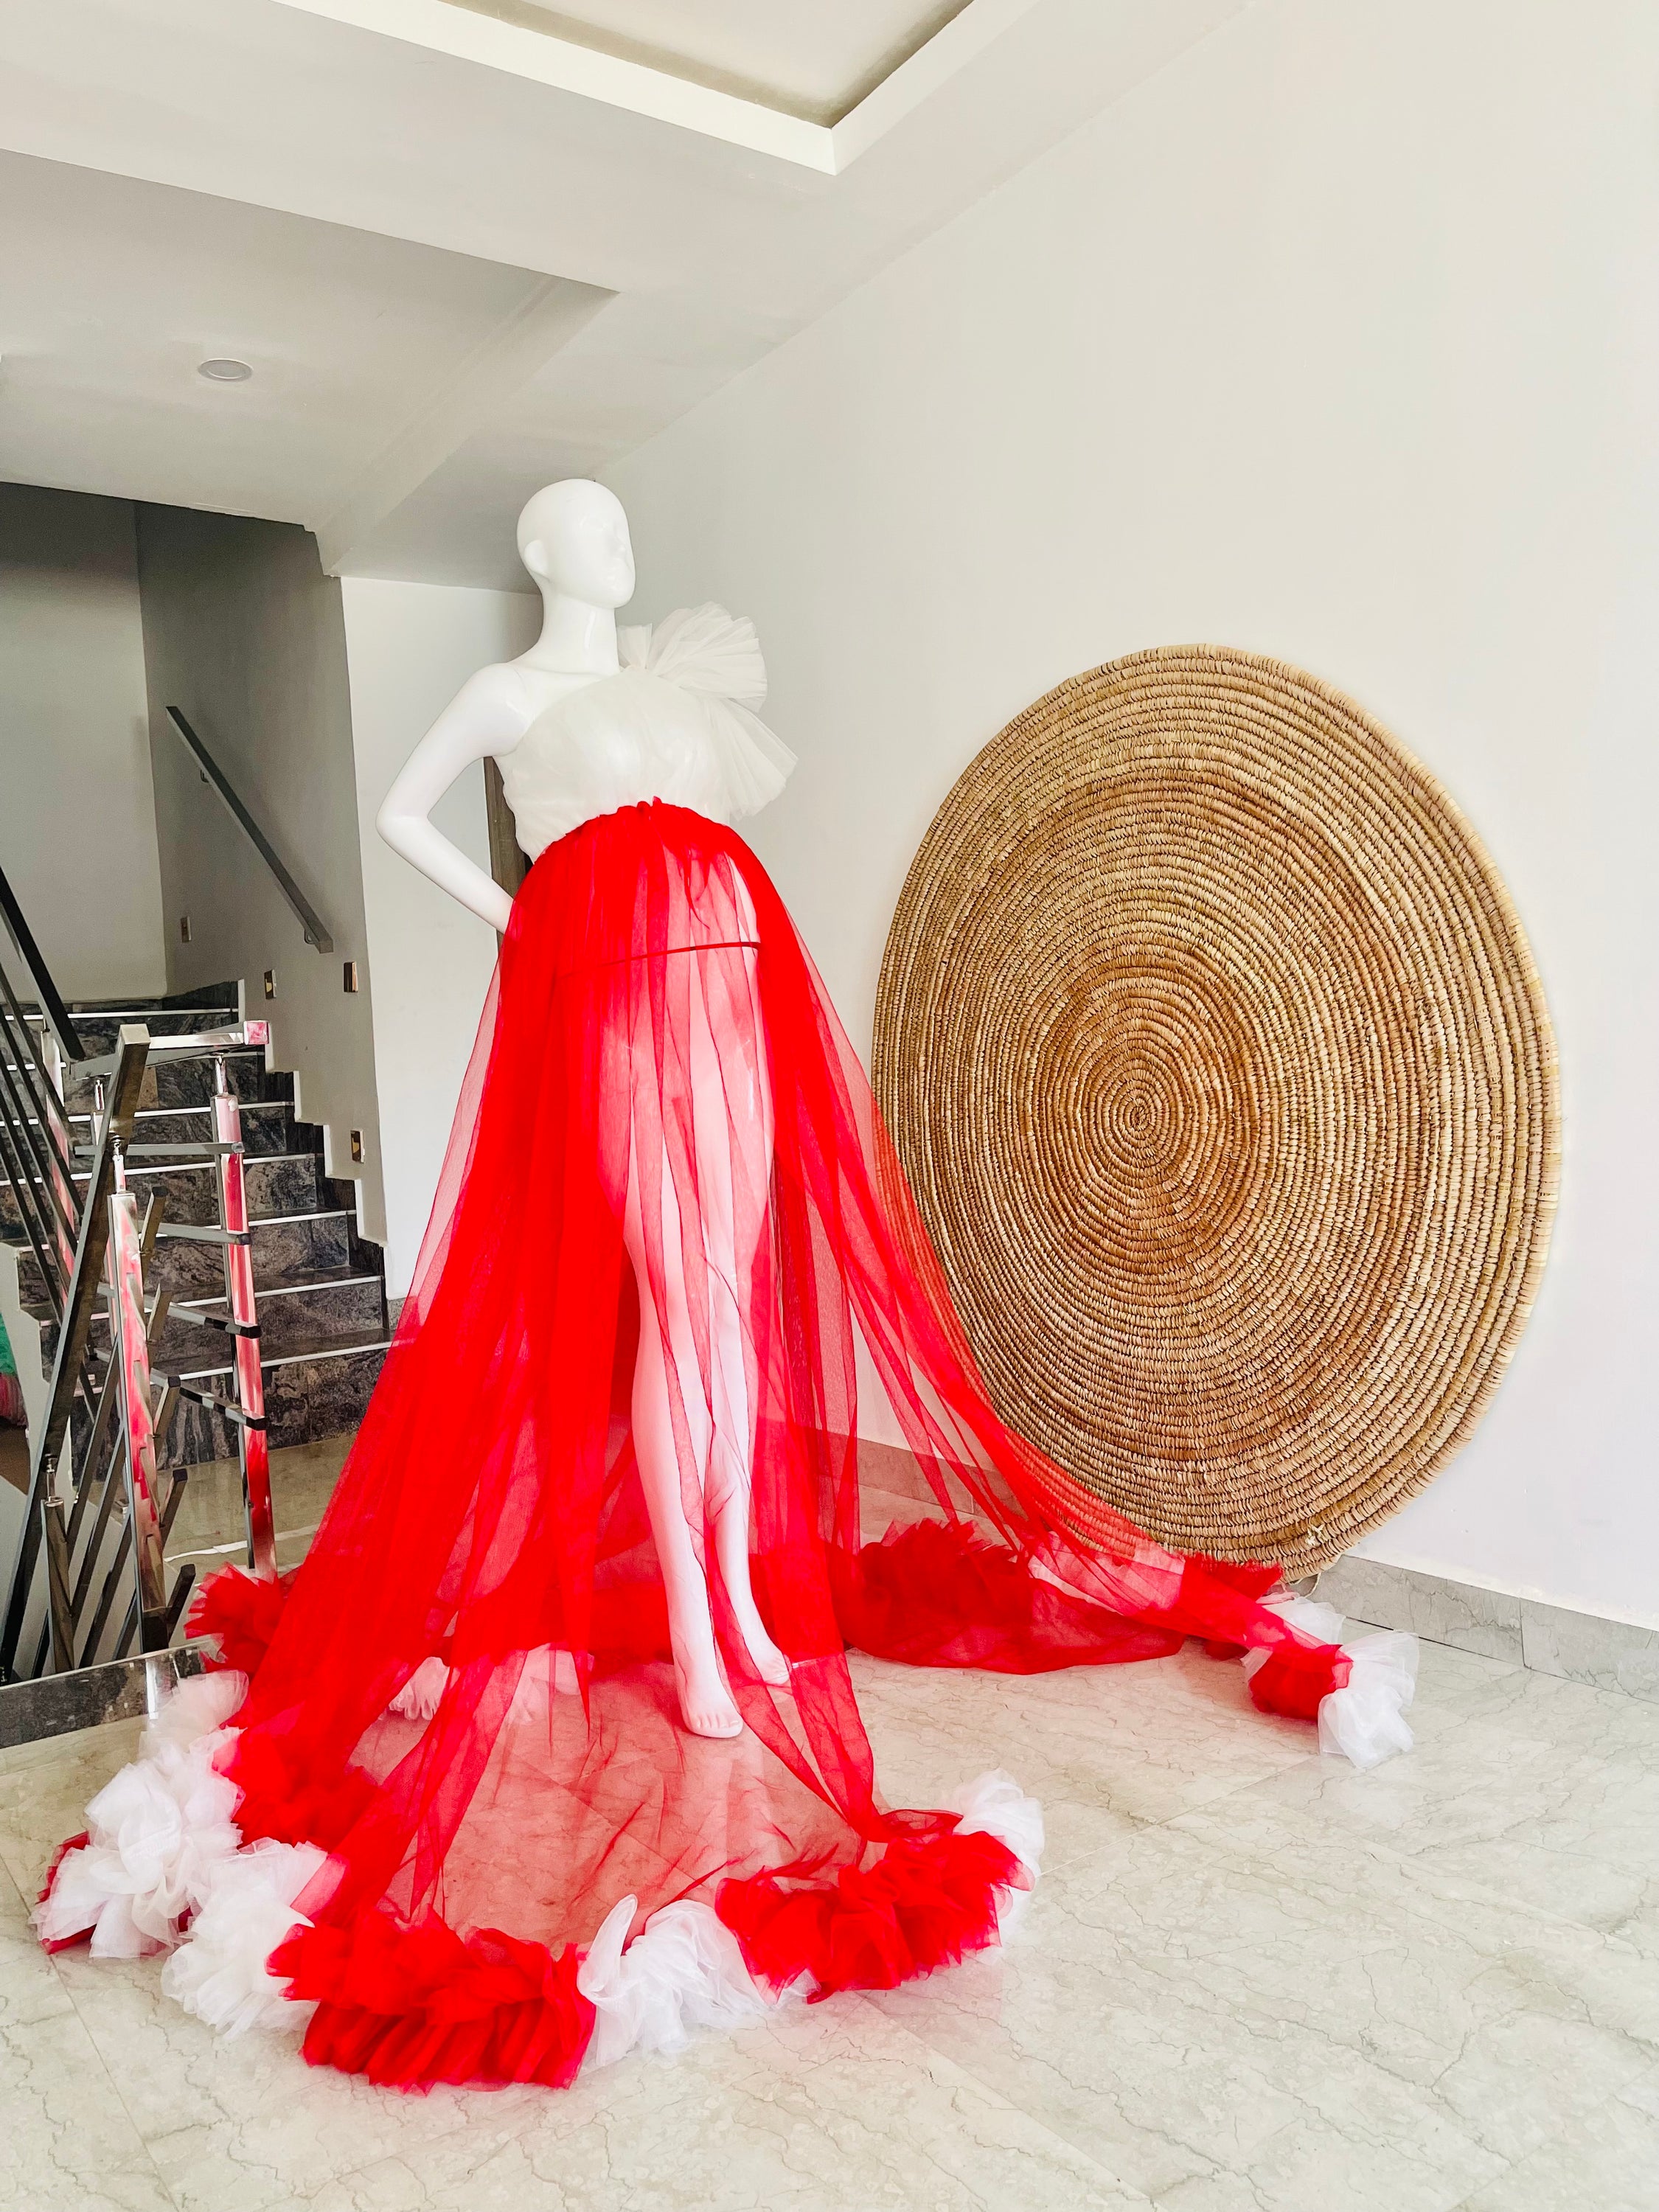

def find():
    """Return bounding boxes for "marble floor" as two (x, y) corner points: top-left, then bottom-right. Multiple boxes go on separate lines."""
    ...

(164, 1436), (356, 1581)
(1, 1627), (1655, 2211)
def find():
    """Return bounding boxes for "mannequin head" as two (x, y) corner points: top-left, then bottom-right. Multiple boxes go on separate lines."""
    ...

(516, 480), (636, 609)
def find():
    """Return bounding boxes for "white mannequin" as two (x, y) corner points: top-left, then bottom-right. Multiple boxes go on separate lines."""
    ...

(378, 480), (789, 1739)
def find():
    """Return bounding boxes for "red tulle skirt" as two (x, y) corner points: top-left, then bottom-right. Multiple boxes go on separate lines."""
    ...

(194, 801), (1343, 2088)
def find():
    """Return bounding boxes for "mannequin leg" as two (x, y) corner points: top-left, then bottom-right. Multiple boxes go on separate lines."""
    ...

(704, 1268), (789, 1688)
(689, 937), (790, 1691)
(625, 1203), (743, 1739)
(622, 925), (786, 1738)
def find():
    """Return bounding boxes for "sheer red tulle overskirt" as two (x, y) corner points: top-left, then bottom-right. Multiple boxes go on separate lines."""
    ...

(204, 801), (1340, 2086)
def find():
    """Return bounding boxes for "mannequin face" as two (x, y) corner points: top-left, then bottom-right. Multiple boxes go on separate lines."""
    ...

(517, 480), (636, 609)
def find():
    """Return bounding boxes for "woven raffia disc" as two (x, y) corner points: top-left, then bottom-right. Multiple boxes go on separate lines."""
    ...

(874, 647), (1558, 1566)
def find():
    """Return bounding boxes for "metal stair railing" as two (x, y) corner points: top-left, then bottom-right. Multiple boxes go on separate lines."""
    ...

(0, 855), (279, 1680)
(165, 707), (334, 955)
(0, 863), (83, 1312)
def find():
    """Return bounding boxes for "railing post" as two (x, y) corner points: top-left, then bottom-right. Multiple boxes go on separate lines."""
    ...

(107, 1153), (170, 1649)
(212, 1057), (275, 1578)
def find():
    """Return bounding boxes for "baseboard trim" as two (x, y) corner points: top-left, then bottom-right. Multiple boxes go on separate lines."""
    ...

(1318, 1555), (1659, 1703)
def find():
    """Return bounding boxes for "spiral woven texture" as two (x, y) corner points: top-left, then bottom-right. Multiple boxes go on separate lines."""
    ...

(874, 647), (1558, 1565)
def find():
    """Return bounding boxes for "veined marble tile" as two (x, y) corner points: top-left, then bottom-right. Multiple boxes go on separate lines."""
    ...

(872, 1867), (1504, 2212)
(299, 1997), (1146, 2212)
(0, 1857), (74, 2031)
(1226, 1687), (1659, 1888)
(849, 1644), (1322, 1827)
(53, 1952), (519, 2212)
(865, 1673), (1658, 2202)
(1, 1587), (1654, 2211)
(0, 2010), (173, 2212)
(1455, 2059), (1659, 2212)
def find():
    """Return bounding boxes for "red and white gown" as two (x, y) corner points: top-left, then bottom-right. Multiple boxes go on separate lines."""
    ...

(38, 608), (1416, 2089)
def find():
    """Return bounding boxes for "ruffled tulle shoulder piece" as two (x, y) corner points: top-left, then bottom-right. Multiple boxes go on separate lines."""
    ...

(619, 603), (767, 704)
(619, 604), (797, 818)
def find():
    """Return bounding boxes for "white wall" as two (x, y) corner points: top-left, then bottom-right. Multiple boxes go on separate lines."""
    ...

(341, 577), (538, 1296)
(608, 0), (1659, 1627)
(136, 507), (383, 1222)
(0, 484), (166, 999)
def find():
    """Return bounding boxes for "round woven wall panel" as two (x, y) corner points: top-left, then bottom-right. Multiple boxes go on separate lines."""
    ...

(874, 646), (1558, 1565)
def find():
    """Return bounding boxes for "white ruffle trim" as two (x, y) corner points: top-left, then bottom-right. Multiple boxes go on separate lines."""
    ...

(163, 1840), (329, 2037)
(33, 1669), (325, 2036)
(577, 1895), (776, 2067)
(574, 1767), (1043, 2073)
(1245, 1593), (1419, 1769)
(618, 603), (797, 817)
(35, 1671), (248, 1957)
(1317, 1631), (1419, 1770)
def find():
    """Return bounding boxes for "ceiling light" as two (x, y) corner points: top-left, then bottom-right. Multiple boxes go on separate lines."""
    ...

(198, 358), (253, 383)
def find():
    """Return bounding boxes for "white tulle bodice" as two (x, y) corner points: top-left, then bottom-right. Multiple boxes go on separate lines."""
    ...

(498, 604), (798, 859)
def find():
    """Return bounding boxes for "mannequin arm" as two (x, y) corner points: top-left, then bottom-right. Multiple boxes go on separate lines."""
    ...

(375, 669), (530, 933)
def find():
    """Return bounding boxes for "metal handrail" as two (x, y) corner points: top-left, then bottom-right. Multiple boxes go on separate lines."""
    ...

(0, 861), (80, 1312)
(0, 853), (85, 1065)
(165, 706), (335, 954)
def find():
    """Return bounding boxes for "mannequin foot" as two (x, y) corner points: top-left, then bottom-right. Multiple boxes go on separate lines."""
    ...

(733, 1609), (791, 1688)
(673, 1653), (744, 1739)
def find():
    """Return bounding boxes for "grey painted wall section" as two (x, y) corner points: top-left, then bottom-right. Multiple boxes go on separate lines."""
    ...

(0, 484), (167, 999)
(136, 507), (383, 1231)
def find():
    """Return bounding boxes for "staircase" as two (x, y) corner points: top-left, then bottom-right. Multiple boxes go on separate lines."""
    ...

(1, 986), (389, 1554)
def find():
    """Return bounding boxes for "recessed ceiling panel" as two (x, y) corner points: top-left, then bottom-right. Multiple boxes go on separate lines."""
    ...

(445, 0), (970, 122)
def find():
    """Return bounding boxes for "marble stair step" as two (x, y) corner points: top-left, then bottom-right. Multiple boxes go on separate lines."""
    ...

(161, 1267), (386, 1364)
(58, 1004), (240, 1057)
(161, 1326), (392, 1464)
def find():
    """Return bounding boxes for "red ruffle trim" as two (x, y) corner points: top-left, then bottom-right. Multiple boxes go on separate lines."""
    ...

(272, 1913), (595, 2090)
(36, 1829), (91, 1953)
(187, 1565), (296, 1677)
(837, 1518), (1184, 1672)
(716, 1826), (1023, 1999)
(1247, 1641), (1352, 1722)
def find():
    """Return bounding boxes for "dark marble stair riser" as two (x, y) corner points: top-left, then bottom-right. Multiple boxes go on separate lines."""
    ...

(49, 1271), (387, 1367)
(69, 1102), (293, 1158)
(168, 1342), (388, 1464)
(157, 1210), (359, 1299)
(66, 984), (239, 1016)
(63, 1048), (282, 1116)
(14, 1208), (355, 1307)
(1, 1152), (324, 1241)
